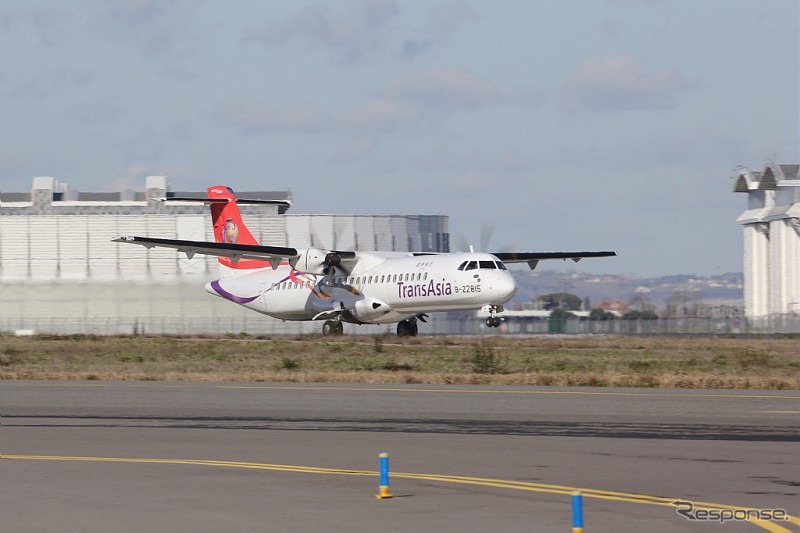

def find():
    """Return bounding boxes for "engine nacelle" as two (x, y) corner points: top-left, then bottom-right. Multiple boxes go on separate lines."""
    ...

(351, 297), (390, 321)
(290, 248), (331, 275)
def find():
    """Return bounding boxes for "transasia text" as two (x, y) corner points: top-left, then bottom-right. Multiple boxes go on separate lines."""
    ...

(397, 279), (453, 298)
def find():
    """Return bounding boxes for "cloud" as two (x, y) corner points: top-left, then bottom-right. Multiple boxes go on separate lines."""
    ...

(105, 161), (158, 192)
(0, 6), (71, 47)
(558, 55), (691, 112)
(344, 98), (428, 133)
(400, 1), (477, 59)
(382, 68), (500, 110)
(7, 68), (94, 101)
(246, 0), (475, 63)
(245, 0), (399, 63)
(416, 144), (535, 176)
(629, 128), (749, 169)
(95, 0), (201, 56)
(218, 69), (535, 138)
(216, 99), (329, 135)
(344, 68), (513, 133)
(330, 138), (380, 164)
(65, 97), (125, 125)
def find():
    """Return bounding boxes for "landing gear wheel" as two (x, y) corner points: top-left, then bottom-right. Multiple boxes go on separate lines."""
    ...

(397, 321), (409, 336)
(323, 320), (343, 336)
(486, 317), (501, 328)
(396, 318), (419, 337)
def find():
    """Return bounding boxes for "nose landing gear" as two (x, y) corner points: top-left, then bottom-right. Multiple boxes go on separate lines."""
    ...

(485, 305), (502, 328)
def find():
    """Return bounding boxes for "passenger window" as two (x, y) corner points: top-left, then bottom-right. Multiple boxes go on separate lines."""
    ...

(479, 261), (495, 269)
(404, 273), (409, 281)
(424, 272), (428, 280)
(349, 277), (354, 284)
(368, 276), (373, 284)
(356, 277), (361, 284)
(380, 275), (385, 283)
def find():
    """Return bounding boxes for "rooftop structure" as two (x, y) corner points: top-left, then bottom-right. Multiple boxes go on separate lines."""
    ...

(0, 176), (449, 283)
(733, 163), (799, 320)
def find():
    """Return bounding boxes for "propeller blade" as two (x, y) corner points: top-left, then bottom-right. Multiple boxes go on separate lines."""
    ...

(480, 222), (496, 253)
(454, 232), (470, 253)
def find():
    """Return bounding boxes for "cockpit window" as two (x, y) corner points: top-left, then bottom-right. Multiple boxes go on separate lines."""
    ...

(479, 260), (496, 270)
(495, 261), (507, 270)
(457, 261), (468, 271)
(464, 261), (478, 271)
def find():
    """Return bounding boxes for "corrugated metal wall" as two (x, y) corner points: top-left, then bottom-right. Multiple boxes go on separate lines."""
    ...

(0, 211), (448, 282)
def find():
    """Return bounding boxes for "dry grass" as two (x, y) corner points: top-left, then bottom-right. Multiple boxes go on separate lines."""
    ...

(0, 334), (798, 389)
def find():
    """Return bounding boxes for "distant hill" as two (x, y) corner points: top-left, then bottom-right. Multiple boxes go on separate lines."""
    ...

(508, 270), (743, 310)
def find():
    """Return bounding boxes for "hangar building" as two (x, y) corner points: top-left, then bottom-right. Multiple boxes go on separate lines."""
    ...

(733, 163), (799, 325)
(0, 176), (449, 334)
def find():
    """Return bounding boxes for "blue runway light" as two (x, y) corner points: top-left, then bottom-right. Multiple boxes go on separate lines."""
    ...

(572, 491), (584, 532)
(376, 453), (393, 499)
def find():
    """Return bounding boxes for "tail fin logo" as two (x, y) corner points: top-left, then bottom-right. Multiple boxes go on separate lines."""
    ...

(221, 219), (239, 244)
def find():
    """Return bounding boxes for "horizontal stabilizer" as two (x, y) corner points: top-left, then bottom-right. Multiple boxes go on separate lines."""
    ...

(156, 197), (291, 207)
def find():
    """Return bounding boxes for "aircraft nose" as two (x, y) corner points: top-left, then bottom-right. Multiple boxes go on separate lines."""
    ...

(494, 272), (517, 303)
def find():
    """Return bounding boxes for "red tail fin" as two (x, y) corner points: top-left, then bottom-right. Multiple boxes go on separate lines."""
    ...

(207, 185), (271, 272)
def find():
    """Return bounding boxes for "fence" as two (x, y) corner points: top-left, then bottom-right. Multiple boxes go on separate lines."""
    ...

(1, 283), (796, 336)
(1, 315), (797, 336)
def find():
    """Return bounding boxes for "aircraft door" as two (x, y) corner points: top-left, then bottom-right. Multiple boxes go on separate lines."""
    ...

(259, 282), (270, 313)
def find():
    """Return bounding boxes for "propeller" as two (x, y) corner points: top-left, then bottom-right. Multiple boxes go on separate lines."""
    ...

(454, 222), (512, 254)
(480, 222), (496, 253)
(310, 219), (354, 276)
(323, 252), (341, 275)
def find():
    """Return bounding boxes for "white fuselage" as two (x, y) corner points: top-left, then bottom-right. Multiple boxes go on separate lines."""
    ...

(206, 252), (517, 324)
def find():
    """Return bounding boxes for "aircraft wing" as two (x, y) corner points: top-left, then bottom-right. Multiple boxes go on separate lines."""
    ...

(114, 236), (357, 274)
(113, 236), (298, 268)
(492, 251), (617, 270)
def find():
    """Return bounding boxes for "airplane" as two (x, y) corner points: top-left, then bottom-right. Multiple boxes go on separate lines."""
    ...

(114, 186), (616, 336)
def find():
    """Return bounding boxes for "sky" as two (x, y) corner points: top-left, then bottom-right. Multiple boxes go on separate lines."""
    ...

(0, 0), (796, 277)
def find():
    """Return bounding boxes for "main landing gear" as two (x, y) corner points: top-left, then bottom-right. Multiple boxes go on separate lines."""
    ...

(396, 318), (419, 337)
(322, 320), (344, 336)
(486, 305), (502, 328)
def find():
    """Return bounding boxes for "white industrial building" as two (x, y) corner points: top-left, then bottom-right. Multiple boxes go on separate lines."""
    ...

(0, 176), (449, 334)
(734, 164), (799, 324)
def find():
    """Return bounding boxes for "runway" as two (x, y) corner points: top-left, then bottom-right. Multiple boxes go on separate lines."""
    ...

(2, 382), (798, 532)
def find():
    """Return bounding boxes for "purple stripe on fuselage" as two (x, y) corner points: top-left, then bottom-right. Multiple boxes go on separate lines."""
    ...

(210, 280), (259, 304)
